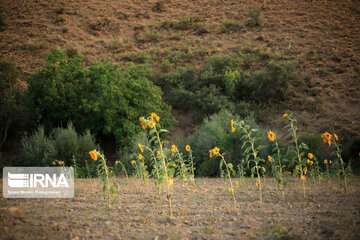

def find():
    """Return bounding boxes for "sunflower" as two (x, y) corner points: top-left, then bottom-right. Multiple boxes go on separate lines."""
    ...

(171, 145), (177, 156)
(308, 153), (313, 159)
(282, 113), (288, 118)
(324, 159), (328, 164)
(268, 155), (272, 162)
(148, 121), (155, 129)
(231, 119), (235, 132)
(185, 145), (190, 151)
(267, 130), (275, 141)
(138, 154), (143, 160)
(89, 150), (97, 161)
(213, 147), (220, 155)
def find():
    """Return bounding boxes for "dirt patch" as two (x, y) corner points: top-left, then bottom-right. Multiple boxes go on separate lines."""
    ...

(1, 177), (360, 239)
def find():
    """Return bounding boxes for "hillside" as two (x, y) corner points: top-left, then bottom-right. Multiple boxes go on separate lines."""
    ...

(1, 0), (359, 150)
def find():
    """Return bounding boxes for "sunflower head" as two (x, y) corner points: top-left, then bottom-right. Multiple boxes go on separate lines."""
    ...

(267, 130), (275, 141)
(185, 145), (190, 151)
(213, 147), (220, 155)
(89, 150), (98, 161)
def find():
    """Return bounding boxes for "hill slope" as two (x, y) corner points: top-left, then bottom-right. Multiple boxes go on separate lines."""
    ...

(1, 0), (359, 147)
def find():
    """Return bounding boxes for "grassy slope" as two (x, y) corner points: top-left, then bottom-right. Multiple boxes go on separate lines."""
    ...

(0, 0), (359, 144)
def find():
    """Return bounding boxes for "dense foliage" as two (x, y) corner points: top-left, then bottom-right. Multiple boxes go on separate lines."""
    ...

(26, 49), (174, 147)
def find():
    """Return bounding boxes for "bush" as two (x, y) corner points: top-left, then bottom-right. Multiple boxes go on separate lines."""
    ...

(16, 127), (57, 166)
(220, 20), (243, 33)
(0, 60), (24, 151)
(298, 132), (322, 158)
(158, 66), (196, 91)
(246, 9), (262, 27)
(16, 124), (100, 176)
(197, 54), (240, 90)
(116, 132), (152, 176)
(191, 85), (234, 122)
(187, 110), (269, 176)
(26, 49), (174, 148)
(247, 62), (299, 102)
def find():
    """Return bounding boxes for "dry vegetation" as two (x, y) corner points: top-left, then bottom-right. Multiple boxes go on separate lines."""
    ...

(0, 0), (359, 141)
(1, 177), (360, 239)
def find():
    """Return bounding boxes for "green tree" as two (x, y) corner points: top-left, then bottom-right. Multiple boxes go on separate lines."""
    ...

(26, 49), (174, 148)
(0, 61), (24, 151)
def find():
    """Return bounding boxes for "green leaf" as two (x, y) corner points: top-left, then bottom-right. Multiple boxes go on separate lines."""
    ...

(159, 129), (169, 133)
(149, 129), (156, 136)
(299, 142), (309, 150)
(293, 168), (298, 176)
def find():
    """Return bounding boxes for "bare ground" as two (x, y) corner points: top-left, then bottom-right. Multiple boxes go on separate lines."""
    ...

(1, 177), (360, 240)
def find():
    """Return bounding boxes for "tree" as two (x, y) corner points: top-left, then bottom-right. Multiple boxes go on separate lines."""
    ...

(26, 49), (174, 148)
(0, 61), (24, 151)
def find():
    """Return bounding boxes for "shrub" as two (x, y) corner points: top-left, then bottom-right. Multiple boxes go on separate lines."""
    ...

(166, 87), (194, 110)
(191, 85), (234, 122)
(174, 15), (202, 30)
(16, 124), (100, 175)
(246, 9), (262, 27)
(135, 31), (161, 43)
(116, 132), (152, 176)
(197, 54), (240, 90)
(26, 49), (174, 148)
(158, 66), (196, 91)
(298, 132), (322, 158)
(0, 60), (24, 151)
(187, 110), (269, 176)
(16, 127), (57, 166)
(247, 62), (299, 102)
(220, 20), (243, 33)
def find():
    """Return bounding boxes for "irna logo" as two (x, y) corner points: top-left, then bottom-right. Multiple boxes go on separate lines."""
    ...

(3, 167), (74, 198)
(7, 172), (69, 188)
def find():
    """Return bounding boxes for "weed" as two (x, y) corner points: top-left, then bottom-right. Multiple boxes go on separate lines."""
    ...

(220, 20), (243, 33)
(246, 9), (262, 27)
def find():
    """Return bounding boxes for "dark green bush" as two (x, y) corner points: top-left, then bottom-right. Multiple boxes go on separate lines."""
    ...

(167, 88), (194, 110)
(187, 110), (269, 176)
(26, 49), (174, 148)
(298, 132), (322, 157)
(191, 85), (234, 122)
(247, 62), (299, 102)
(0, 60), (24, 151)
(158, 66), (195, 91)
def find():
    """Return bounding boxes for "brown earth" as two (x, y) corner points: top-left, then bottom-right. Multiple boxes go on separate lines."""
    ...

(0, 0), (360, 141)
(1, 177), (360, 239)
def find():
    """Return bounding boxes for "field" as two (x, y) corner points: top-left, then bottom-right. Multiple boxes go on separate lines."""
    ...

(1, 177), (360, 240)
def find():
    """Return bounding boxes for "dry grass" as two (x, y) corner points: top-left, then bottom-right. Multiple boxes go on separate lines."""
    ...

(1, 177), (360, 239)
